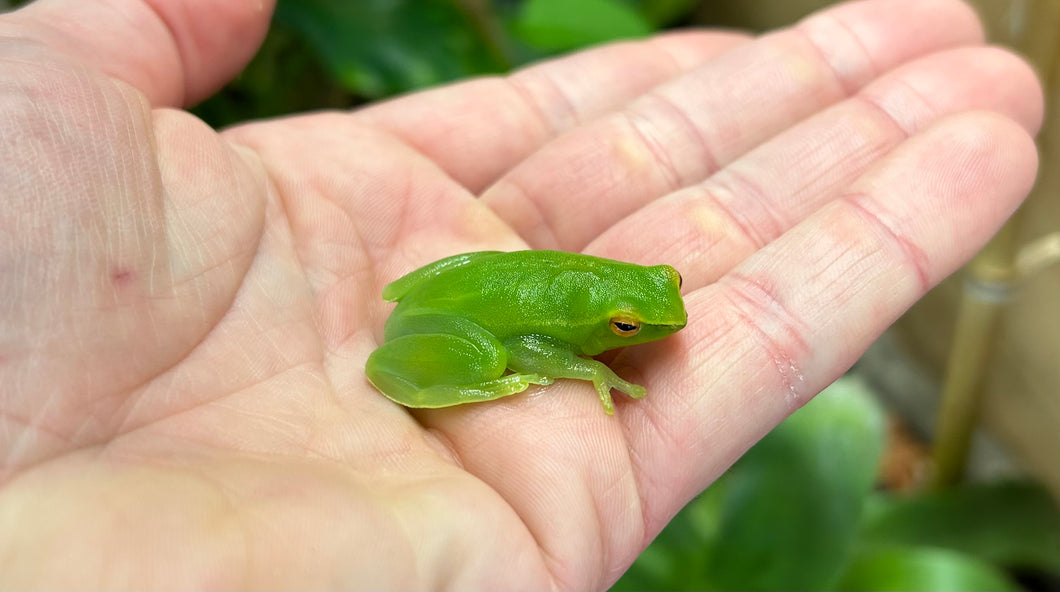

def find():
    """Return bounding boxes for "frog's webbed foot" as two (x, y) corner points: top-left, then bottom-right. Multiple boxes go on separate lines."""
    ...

(591, 368), (646, 415)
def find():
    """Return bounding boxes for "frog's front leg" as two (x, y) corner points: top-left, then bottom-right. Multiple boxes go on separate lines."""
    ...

(366, 315), (552, 409)
(504, 334), (646, 415)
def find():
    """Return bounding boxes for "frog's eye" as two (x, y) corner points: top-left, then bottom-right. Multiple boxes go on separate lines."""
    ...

(610, 316), (641, 337)
(677, 272), (683, 289)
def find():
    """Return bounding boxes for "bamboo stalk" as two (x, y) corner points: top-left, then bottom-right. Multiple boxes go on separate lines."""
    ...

(930, 0), (1060, 488)
(930, 221), (1019, 487)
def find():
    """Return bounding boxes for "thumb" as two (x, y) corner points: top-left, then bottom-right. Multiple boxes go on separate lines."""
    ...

(2, 0), (275, 106)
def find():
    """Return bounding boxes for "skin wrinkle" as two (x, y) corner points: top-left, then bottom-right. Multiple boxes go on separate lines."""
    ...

(322, 162), (401, 288)
(646, 88), (719, 185)
(717, 272), (812, 407)
(689, 182), (770, 252)
(785, 114), (880, 199)
(619, 103), (686, 196)
(723, 272), (812, 356)
(114, 361), (178, 435)
(510, 34), (707, 136)
(864, 75), (939, 136)
(325, 123), (415, 258)
(854, 86), (922, 141)
(165, 206), (254, 289)
(838, 192), (933, 293)
(2, 404), (69, 447)
(2, 392), (65, 482)
(804, 228), (863, 291)
(643, 36), (696, 79)
(814, 246), (878, 316)
(710, 166), (791, 247)
(505, 71), (575, 145)
(314, 256), (376, 348)
(796, 12), (880, 98)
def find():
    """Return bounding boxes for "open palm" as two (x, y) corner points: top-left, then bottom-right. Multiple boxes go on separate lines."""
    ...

(0, 0), (1042, 588)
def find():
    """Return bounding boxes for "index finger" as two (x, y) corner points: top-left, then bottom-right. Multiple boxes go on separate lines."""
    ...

(356, 31), (749, 192)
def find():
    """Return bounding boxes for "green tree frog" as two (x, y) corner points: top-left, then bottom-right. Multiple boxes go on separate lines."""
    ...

(365, 250), (687, 414)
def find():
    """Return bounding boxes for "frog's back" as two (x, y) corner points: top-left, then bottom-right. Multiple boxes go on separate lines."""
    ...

(387, 250), (632, 339)
(382, 251), (501, 302)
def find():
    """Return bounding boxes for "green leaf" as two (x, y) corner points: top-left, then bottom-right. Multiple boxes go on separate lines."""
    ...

(861, 481), (1060, 577)
(837, 546), (1022, 591)
(703, 376), (886, 590)
(275, 0), (509, 98)
(514, 0), (654, 51)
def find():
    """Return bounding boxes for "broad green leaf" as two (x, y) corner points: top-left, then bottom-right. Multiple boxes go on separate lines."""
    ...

(275, 0), (509, 98)
(613, 376), (887, 591)
(703, 376), (886, 590)
(514, 0), (653, 51)
(861, 481), (1060, 577)
(837, 546), (1021, 591)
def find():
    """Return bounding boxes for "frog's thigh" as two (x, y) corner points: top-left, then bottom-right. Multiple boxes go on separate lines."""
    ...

(366, 331), (549, 409)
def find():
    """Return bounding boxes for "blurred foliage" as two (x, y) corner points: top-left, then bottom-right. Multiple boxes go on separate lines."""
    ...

(273, 0), (510, 99)
(611, 377), (1060, 591)
(515, 0), (653, 51)
(193, 0), (701, 128)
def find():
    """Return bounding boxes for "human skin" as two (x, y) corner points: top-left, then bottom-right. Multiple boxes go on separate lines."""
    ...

(0, 0), (1043, 589)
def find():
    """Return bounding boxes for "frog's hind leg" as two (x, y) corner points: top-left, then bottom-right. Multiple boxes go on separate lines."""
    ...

(366, 331), (552, 409)
(412, 373), (554, 407)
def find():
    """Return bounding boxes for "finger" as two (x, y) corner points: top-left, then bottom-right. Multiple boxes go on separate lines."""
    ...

(356, 31), (749, 192)
(623, 111), (1037, 536)
(480, 0), (985, 250)
(2, 0), (274, 106)
(587, 45), (1043, 287)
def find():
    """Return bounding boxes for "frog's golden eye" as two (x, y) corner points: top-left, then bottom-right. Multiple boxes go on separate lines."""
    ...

(610, 316), (641, 337)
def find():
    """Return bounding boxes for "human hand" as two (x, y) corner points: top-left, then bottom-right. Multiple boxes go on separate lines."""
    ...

(0, 0), (1041, 588)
